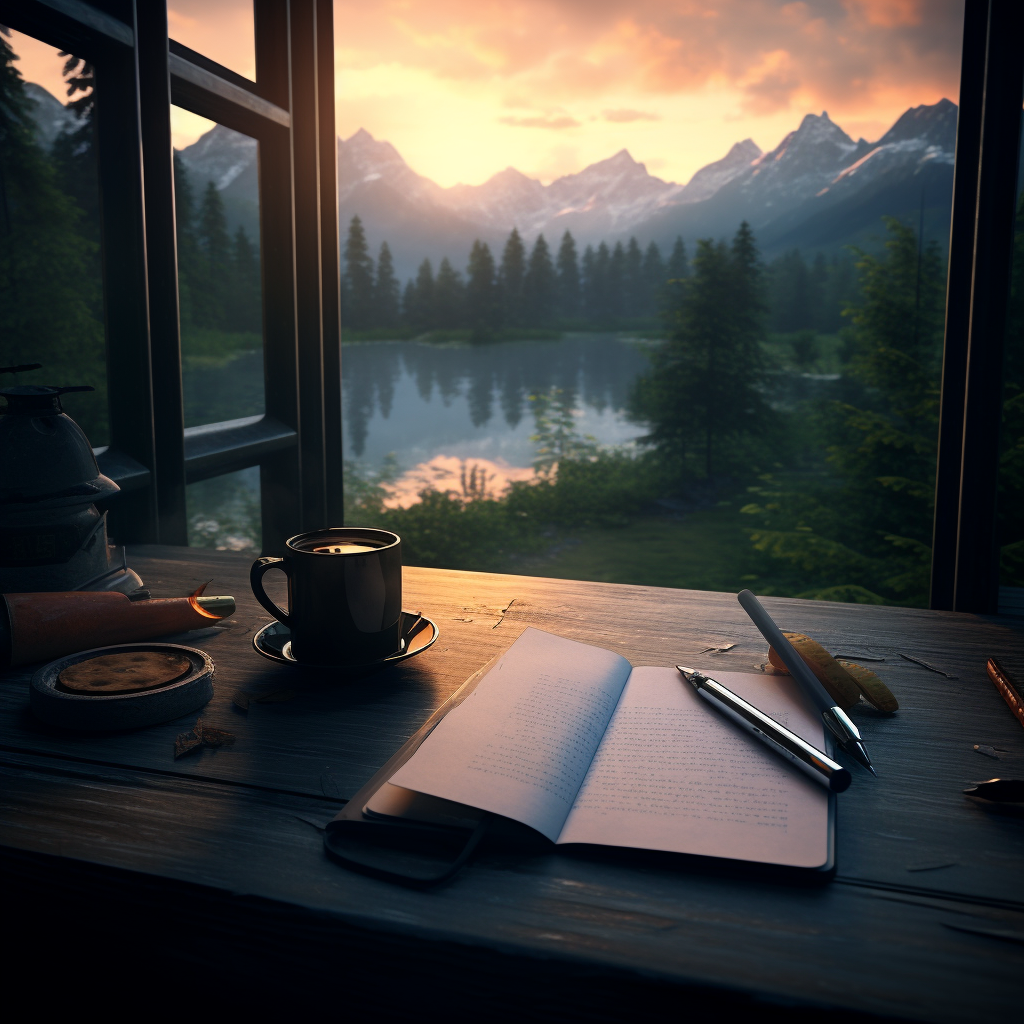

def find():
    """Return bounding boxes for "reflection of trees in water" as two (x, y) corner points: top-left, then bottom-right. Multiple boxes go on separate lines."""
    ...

(342, 343), (402, 455)
(341, 335), (651, 456)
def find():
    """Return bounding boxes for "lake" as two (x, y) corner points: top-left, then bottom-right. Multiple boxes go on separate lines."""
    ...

(184, 333), (655, 547)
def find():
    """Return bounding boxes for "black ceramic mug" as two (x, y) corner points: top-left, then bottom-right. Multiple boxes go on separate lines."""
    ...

(250, 527), (402, 666)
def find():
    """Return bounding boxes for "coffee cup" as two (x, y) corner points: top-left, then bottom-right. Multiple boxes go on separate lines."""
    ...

(250, 527), (402, 666)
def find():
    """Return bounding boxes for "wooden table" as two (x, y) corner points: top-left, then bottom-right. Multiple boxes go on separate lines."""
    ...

(3, 545), (1023, 1019)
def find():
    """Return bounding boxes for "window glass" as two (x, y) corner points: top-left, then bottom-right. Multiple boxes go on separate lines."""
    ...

(168, 0), (254, 80)
(0, 29), (108, 445)
(333, 3), (962, 606)
(187, 467), (261, 553)
(172, 106), (264, 428)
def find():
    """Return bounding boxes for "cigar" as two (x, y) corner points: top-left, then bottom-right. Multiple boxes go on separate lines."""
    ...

(987, 658), (1024, 731)
(0, 585), (235, 668)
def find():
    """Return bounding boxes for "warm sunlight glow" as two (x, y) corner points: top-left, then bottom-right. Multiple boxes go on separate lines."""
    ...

(8, 0), (963, 185)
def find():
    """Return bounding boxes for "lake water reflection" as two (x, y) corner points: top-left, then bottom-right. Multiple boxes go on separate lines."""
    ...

(185, 334), (654, 550)
(343, 334), (653, 477)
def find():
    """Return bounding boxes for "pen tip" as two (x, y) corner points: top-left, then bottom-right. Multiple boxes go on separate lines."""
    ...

(868, 765), (877, 777)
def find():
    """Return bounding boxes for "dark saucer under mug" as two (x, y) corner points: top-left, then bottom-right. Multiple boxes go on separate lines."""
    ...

(252, 610), (438, 670)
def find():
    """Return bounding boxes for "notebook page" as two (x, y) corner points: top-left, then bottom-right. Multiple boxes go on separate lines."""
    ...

(556, 668), (830, 868)
(390, 627), (632, 842)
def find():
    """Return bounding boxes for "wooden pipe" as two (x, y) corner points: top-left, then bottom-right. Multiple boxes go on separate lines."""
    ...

(0, 585), (235, 668)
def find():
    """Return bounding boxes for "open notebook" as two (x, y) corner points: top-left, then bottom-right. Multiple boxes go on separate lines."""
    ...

(360, 627), (833, 871)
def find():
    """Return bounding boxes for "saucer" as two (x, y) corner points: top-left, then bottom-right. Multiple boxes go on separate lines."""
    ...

(252, 610), (438, 670)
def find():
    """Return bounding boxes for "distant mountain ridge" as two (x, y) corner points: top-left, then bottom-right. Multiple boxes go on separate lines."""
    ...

(23, 79), (959, 280)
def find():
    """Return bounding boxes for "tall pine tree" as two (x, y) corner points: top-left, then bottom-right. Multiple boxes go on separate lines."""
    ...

(0, 32), (106, 440)
(434, 257), (465, 328)
(624, 237), (644, 319)
(523, 234), (556, 326)
(466, 239), (500, 338)
(630, 223), (770, 481)
(342, 215), (375, 330)
(498, 228), (526, 327)
(642, 241), (665, 320)
(555, 231), (580, 320)
(373, 241), (400, 329)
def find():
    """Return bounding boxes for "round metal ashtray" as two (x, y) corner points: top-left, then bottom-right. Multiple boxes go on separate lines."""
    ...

(30, 643), (214, 731)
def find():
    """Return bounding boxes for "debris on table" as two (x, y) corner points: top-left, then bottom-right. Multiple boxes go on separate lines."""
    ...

(973, 744), (1001, 759)
(898, 652), (959, 679)
(699, 643), (736, 655)
(174, 717), (235, 758)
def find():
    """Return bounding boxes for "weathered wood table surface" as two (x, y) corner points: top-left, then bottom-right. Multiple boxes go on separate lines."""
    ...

(3, 545), (1023, 1019)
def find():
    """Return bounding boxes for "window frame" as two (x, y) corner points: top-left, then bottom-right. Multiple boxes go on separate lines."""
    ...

(2, 0), (343, 552)
(3, 0), (1021, 612)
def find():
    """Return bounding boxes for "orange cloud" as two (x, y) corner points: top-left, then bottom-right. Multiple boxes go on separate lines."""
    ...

(499, 114), (581, 129)
(603, 109), (661, 123)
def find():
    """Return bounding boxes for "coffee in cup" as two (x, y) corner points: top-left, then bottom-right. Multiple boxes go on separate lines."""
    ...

(250, 527), (402, 666)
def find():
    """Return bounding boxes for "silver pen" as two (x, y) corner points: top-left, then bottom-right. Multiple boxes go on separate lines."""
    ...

(737, 589), (876, 775)
(677, 666), (852, 793)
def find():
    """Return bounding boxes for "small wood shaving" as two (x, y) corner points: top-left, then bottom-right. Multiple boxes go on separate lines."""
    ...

(174, 720), (203, 758)
(974, 744), (1000, 759)
(173, 717), (235, 758)
(898, 652), (959, 679)
(699, 644), (736, 655)
(232, 690), (251, 711)
(201, 726), (235, 748)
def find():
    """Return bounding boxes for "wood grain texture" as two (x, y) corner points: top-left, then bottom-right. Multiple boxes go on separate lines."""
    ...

(1, 748), (1022, 1022)
(2, 545), (1023, 1018)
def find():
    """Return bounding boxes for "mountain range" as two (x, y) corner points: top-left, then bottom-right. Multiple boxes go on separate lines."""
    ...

(26, 80), (958, 281)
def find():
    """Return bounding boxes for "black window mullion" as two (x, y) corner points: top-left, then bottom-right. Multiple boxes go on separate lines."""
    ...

(316, 0), (343, 526)
(289, 0), (327, 533)
(255, 0), (301, 552)
(94, 6), (159, 544)
(932, 0), (1024, 613)
(137, 0), (186, 545)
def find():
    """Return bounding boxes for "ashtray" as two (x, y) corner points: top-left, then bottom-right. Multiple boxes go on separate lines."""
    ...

(31, 643), (214, 731)
(252, 610), (438, 670)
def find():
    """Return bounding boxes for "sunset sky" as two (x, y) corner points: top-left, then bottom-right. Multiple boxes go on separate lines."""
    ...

(9, 0), (964, 187)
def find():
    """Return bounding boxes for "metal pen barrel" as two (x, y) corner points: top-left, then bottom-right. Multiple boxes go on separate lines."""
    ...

(678, 667), (852, 793)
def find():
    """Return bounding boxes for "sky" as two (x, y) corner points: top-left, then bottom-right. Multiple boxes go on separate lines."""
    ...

(8, 0), (964, 188)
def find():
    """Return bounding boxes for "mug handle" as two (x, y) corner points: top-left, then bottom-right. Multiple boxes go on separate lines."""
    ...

(250, 556), (291, 625)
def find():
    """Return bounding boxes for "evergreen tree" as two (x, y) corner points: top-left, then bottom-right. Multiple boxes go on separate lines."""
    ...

(642, 242), (665, 320)
(465, 239), (500, 338)
(810, 252), (829, 331)
(228, 226), (261, 332)
(664, 236), (688, 312)
(401, 280), (416, 327)
(591, 242), (612, 322)
(0, 32), (107, 440)
(373, 241), (400, 329)
(744, 219), (946, 604)
(190, 181), (231, 328)
(433, 257), (465, 328)
(555, 231), (581, 320)
(630, 224), (770, 480)
(408, 259), (435, 332)
(50, 54), (99, 252)
(666, 236), (688, 279)
(607, 241), (626, 322)
(623, 237), (644, 319)
(173, 154), (202, 331)
(342, 215), (375, 330)
(523, 234), (557, 326)
(498, 228), (526, 327)
(581, 244), (598, 322)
